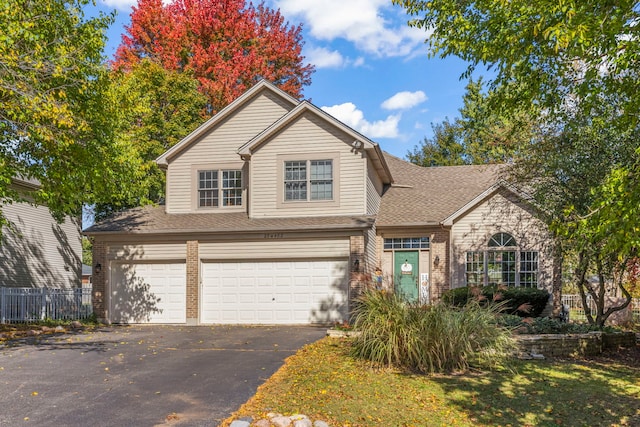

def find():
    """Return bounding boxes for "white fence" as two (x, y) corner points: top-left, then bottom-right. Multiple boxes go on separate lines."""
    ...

(0, 287), (93, 323)
(562, 294), (640, 322)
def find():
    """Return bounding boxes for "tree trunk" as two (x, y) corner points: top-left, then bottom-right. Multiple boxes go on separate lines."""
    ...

(551, 238), (563, 318)
(575, 250), (594, 325)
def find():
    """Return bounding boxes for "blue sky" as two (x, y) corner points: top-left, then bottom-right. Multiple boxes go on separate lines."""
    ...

(90, 0), (478, 159)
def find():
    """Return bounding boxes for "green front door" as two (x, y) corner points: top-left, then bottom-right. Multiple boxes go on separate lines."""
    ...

(394, 251), (419, 302)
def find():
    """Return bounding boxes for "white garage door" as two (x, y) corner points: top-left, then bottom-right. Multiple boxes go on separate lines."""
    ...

(110, 263), (186, 324)
(201, 260), (348, 324)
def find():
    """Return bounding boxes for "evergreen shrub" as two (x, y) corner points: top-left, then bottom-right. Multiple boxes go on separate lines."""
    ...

(442, 285), (550, 317)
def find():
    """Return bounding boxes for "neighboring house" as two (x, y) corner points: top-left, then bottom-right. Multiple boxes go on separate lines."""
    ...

(82, 264), (92, 286)
(0, 177), (82, 288)
(85, 80), (552, 325)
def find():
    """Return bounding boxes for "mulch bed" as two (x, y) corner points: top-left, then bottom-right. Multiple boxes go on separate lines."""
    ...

(0, 323), (86, 343)
(580, 342), (640, 368)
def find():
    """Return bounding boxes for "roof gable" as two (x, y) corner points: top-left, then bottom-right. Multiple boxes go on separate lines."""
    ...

(156, 80), (299, 167)
(377, 155), (509, 227)
(441, 181), (532, 226)
(237, 101), (393, 184)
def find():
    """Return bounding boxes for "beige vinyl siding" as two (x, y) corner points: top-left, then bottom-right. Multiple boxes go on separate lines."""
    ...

(0, 201), (81, 288)
(107, 243), (187, 261)
(364, 155), (383, 271)
(249, 112), (367, 217)
(449, 189), (552, 290)
(199, 237), (350, 260)
(366, 158), (383, 215)
(364, 226), (377, 273)
(166, 91), (293, 213)
(364, 167), (383, 272)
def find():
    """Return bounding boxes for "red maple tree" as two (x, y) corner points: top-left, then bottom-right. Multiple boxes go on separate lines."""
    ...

(113, 0), (314, 112)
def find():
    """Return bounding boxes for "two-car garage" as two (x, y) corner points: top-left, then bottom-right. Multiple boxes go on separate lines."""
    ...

(200, 260), (348, 324)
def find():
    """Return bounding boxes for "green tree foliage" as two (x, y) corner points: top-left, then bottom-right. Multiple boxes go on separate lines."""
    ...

(510, 99), (639, 327)
(94, 60), (208, 220)
(457, 80), (535, 164)
(407, 119), (467, 166)
(393, 0), (640, 131)
(0, 0), (149, 231)
(82, 236), (93, 266)
(395, 0), (640, 326)
(408, 79), (534, 166)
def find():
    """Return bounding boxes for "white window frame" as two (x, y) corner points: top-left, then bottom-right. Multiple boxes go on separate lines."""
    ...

(198, 170), (219, 208)
(221, 170), (243, 206)
(277, 153), (340, 209)
(465, 233), (539, 288)
(383, 237), (430, 250)
(193, 164), (244, 211)
(284, 159), (334, 202)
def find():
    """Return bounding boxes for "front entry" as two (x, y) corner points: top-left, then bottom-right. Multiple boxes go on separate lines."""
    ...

(394, 251), (419, 302)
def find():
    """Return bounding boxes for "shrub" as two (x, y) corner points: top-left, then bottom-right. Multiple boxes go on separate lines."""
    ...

(349, 290), (414, 368)
(496, 314), (525, 329)
(351, 290), (517, 374)
(442, 286), (550, 317)
(520, 317), (618, 334)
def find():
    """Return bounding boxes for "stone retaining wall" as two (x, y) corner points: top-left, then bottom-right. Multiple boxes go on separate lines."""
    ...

(515, 332), (636, 358)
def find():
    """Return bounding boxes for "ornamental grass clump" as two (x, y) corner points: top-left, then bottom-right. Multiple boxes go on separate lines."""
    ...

(351, 290), (517, 374)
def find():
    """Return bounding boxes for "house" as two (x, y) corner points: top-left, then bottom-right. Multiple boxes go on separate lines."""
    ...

(82, 264), (92, 286)
(84, 80), (552, 325)
(0, 177), (82, 288)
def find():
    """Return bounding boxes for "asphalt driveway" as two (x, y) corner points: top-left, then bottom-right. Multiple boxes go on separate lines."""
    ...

(0, 325), (326, 426)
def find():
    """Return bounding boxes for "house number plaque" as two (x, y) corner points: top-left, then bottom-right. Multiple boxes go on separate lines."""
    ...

(264, 233), (284, 239)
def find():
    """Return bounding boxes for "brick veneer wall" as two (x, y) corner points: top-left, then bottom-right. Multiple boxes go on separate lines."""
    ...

(516, 332), (636, 358)
(430, 229), (449, 301)
(349, 235), (367, 301)
(91, 240), (107, 321)
(186, 240), (198, 323)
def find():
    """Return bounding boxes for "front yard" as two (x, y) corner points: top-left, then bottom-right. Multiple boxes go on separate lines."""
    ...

(223, 337), (640, 427)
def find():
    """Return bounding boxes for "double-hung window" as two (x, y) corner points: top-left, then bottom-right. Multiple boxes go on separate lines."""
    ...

(221, 170), (242, 206)
(198, 169), (242, 208)
(284, 159), (333, 202)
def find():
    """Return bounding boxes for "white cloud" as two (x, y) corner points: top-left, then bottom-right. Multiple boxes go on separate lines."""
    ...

(306, 47), (366, 69)
(306, 47), (345, 68)
(381, 90), (427, 110)
(100, 0), (173, 11)
(352, 57), (366, 67)
(100, 0), (136, 10)
(276, 0), (426, 57)
(322, 103), (400, 139)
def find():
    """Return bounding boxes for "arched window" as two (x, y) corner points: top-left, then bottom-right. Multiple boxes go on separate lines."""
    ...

(487, 233), (517, 286)
(465, 232), (538, 288)
(488, 232), (516, 247)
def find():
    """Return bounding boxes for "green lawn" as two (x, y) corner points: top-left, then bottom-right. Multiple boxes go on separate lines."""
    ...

(223, 338), (640, 427)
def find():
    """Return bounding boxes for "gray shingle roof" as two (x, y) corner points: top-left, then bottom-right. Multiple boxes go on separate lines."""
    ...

(85, 154), (505, 235)
(84, 205), (375, 235)
(377, 153), (505, 227)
